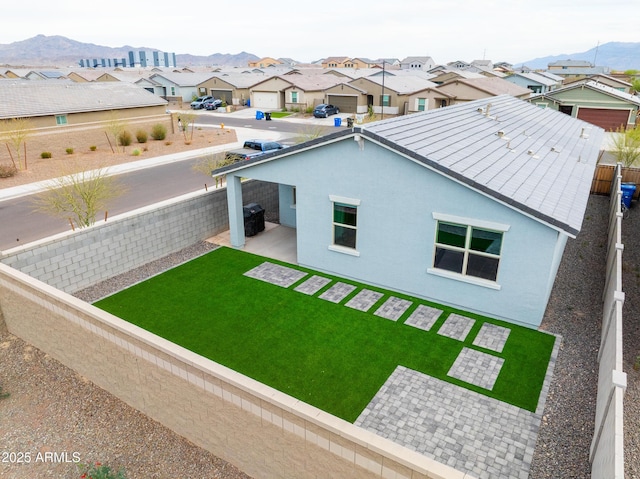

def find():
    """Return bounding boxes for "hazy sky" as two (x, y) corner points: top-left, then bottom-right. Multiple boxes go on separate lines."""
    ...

(1, 0), (635, 64)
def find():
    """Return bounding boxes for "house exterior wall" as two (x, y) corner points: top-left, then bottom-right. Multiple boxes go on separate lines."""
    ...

(278, 184), (297, 227)
(16, 105), (167, 130)
(435, 82), (494, 103)
(228, 139), (564, 327)
(503, 75), (546, 94)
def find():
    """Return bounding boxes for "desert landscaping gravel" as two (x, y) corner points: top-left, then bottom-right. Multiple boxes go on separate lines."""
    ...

(1, 126), (639, 478)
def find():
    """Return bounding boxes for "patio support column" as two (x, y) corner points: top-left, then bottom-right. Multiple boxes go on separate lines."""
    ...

(227, 175), (245, 248)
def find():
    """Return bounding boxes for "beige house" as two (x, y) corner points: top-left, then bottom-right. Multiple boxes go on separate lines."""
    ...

(248, 57), (282, 68)
(281, 75), (346, 111)
(436, 77), (531, 104)
(322, 57), (356, 68)
(0, 80), (168, 130)
(347, 75), (439, 114)
(249, 76), (294, 110)
(320, 83), (369, 113)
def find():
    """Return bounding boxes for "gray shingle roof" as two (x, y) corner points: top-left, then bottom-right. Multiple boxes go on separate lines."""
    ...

(0, 80), (167, 119)
(361, 95), (603, 235)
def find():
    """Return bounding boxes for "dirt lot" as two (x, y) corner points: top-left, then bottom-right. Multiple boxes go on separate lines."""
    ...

(0, 118), (237, 189)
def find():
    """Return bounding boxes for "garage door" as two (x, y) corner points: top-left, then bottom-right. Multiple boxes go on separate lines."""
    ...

(210, 89), (233, 103)
(327, 95), (358, 113)
(252, 91), (279, 109)
(577, 108), (630, 131)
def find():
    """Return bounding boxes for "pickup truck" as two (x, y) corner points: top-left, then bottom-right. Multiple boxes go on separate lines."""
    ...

(225, 139), (285, 161)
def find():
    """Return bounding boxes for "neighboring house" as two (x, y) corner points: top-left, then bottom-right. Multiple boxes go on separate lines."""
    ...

(503, 71), (560, 95)
(436, 77), (531, 103)
(249, 76), (294, 110)
(67, 70), (120, 82)
(0, 80), (168, 129)
(529, 80), (640, 130)
(447, 60), (471, 70)
(214, 95), (603, 328)
(248, 57), (283, 68)
(322, 57), (355, 68)
(322, 82), (369, 114)
(148, 72), (218, 102)
(198, 73), (264, 106)
(347, 75), (439, 114)
(25, 70), (68, 81)
(563, 73), (633, 94)
(400, 56), (437, 71)
(282, 75), (346, 111)
(546, 59), (609, 77)
(429, 69), (485, 85)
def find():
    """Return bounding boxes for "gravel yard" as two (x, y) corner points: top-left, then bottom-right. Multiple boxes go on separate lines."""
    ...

(1, 129), (638, 478)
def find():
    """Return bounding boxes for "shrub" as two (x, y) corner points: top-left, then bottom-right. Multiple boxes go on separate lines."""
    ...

(77, 462), (127, 479)
(150, 123), (167, 140)
(90, 145), (97, 151)
(117, 130), (133, 147)
(135, 129), (148, 143)
(66, 147), (74, 155)
(164, 141), (172, 146)
(0, 164), (18, 178)
(0, 383), (9, 399)
(41, 151), (52, 159)
(132, 149), (141, 156)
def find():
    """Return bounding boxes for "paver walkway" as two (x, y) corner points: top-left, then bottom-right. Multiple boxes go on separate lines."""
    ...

(242, 261), (559, 478)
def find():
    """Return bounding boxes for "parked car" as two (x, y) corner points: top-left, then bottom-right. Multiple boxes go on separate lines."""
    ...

(203, 98), (223, 110)
(190, 95), (213, 109)
(225, 139), (286, 161)
(313, 104), (340, 118)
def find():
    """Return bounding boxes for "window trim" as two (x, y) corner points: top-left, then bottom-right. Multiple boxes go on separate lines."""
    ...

(55, 115), (68, 125)
(428, 213), (509, 287)
(328, 195), (360, 256)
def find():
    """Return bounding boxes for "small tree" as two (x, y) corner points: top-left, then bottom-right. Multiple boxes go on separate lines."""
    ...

(611, 125), (640, 168)
(0, 117), (33, 170)
(294, 124), (327, 144)
(630, 78), (640, 95)
(178, 112), (197, 143)
(105, 112), (128, 153)
(33, 167), (126, 228)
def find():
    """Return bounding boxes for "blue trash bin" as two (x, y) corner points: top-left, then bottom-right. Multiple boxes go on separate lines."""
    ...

(255, 110), (264, 120)
(334, 117), (342, 127)
(246, 99), (250, 107)
(621, 183), (636, 208)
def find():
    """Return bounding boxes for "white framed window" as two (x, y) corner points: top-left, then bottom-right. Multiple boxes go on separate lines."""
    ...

(291, 91), (298, 103)
(380, 94), (390, 107)
(55, 115), (67, 125)
(430, 214), (509, 284)
(417, 98), (426, 111)
(329, 195), (360, 256)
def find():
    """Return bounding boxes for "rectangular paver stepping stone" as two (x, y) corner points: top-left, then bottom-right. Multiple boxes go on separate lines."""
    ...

(244, 262), (307, 287)
(318, 282), (356, 303)
(294, 275), (331, 295)
(346, 289), (384, 312)
(473, 323), (511, 353)
(437, 313), (475, 342)
(404, 305), (443, 331)
(374, 296), (412, 321)
(448, 347), (505, 390)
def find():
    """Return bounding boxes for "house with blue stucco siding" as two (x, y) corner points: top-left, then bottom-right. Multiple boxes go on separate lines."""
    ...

(213, 95), (603, 328)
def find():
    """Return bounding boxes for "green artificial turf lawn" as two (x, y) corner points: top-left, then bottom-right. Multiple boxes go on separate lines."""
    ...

(94, 247), (556, 423)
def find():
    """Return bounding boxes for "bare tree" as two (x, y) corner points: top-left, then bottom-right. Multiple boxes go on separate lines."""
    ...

(293, 124), (327, 144)
(33, 167), (126, 228)
(178, 112), (197, 143)
(105, 112), (128, 153)
(0, 117), (33, 170)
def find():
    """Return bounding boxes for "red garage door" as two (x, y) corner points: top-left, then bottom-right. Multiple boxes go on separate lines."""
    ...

(577, 108), (630, 131)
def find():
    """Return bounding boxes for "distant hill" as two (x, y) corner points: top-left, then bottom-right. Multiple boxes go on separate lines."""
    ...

(0, 34), (259, 68)
(516, 42), (640, 71)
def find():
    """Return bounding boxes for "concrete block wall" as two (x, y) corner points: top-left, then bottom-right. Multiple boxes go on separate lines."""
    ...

(0, 180), (279, 294)
(0, 263), (473, 479)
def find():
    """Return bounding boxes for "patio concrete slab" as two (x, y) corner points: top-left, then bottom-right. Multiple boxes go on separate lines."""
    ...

(448, 347), (505, 390)
(355, 366), (540, 479)
(243, 262), (307, 288)
(318, 282), (356, 303)
(345, 289), (384, 312)
(437, 313), (476, 341)
(404, 304), (442, 331)
(374, 296), (413, 321)
(294, 275), (331, 295)
(473, 323), (511, 353)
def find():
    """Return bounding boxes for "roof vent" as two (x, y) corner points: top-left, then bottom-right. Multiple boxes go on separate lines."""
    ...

(551, 146), (561, 153)
(580, 127), (589, 139)
(485, 103), (492, 117)
(527, 149), (539, 159)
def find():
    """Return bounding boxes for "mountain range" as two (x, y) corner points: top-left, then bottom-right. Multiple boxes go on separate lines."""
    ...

(0, 35), (260, 68)
(0, 35), (639, 71)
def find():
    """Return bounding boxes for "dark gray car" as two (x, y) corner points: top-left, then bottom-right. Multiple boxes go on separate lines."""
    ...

(313, 104), (340, 118)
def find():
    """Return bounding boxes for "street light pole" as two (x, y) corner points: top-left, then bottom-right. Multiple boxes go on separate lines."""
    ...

(381, 60), (386, 121)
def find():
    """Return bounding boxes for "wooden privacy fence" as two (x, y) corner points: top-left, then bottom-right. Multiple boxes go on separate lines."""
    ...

(592, 164), (640, 198)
